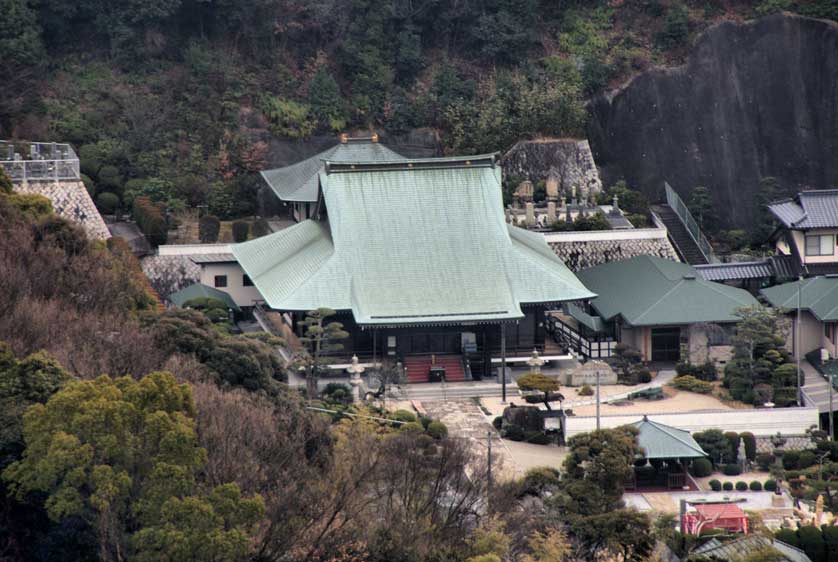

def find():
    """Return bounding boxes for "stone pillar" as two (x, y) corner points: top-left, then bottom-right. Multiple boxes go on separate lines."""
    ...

(547, 201), (556, 225)
(525, 202), (535, 227)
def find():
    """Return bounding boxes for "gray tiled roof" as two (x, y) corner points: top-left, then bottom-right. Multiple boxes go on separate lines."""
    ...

(769, 189), (838, 229)
(694, 536), (811, 562)
(695, 260), (774, 281)
(189, 253), (237, 264)
(141, 255), (201, 300)
(261, 139), (405, 203)
(548, 236), (679, 271)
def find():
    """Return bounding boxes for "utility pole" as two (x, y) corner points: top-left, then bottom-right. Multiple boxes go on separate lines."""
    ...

(797, 276), (803, 405)
(500, 323), (507, 404)
(596, 368), (601, 431)
(487, 431), (493, 510)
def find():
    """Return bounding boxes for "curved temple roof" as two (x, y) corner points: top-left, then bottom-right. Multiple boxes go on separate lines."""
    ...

(234, 155), (595, 326)
(260, 137), (405, 203)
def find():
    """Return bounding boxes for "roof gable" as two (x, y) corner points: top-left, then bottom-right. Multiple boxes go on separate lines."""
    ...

(761, 276), (838, 321)
(260, 140), (405, 203)
(631, 417), (707, 459)
(769, 189), (838, 229)
(576, 256), (758, 326)
(169, 282), (240, 311)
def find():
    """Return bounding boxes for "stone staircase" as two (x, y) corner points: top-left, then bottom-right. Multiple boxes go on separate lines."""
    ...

(652, 204), (709, 265)
(404, 354), (466, 384)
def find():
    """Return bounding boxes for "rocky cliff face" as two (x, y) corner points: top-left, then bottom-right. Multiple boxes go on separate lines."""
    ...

(589, 13), (838, 228)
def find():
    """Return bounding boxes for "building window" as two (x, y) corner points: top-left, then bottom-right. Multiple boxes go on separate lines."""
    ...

(243, 274), (253, 287)
(214, 275), (227, 288)
(805, 234), (834, 256)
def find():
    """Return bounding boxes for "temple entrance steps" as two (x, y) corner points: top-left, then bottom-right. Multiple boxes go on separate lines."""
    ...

(404, 354), (466, 384)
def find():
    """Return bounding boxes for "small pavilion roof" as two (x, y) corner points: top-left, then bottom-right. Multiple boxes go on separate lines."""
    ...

(234, 155), (594, 326)
(631, 416), (707, 459)
(576, 256), (758, 327)
(169, 282), (240, 311)
(260, 136), (405, 203)
(761, 276), (838, 321)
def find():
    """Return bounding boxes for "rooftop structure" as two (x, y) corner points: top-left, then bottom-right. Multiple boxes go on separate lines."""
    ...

(260, 134), (405, 223)
(169, 282), (240, 311)
(769, 190), (838, 229)
(234, 154), (594, 327)
(692, 536), (811, 562)
(632, 416), (707, 460)
(682, 503), (749, 535)
(576, 256), (758, 327)
(761, 276), (838, 321)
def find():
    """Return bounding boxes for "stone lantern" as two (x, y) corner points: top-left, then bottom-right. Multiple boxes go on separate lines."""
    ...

(526, 349), (545, 374)
(347, 355), (365, 403)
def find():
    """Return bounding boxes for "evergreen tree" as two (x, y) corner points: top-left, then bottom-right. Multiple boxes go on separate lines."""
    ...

(308, 66), (347, 132)
(298, 308), (349, 399)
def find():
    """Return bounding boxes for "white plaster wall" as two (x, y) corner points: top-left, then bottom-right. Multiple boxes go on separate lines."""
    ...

(199, 263), (263, 308)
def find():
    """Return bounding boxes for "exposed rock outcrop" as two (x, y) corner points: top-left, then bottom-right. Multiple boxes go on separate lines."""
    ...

(589, 13), (838, 228)
(502, 138), (603, 199)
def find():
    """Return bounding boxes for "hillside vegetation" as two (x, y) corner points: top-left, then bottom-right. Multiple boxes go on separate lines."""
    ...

(2, 1), (837, 219)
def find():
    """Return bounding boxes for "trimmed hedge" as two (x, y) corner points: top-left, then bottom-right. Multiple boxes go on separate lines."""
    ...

(749, 480), (762, 491)
(735, 481), (748, 491)
(709, 479), (722, 491)
(133, 196), (167, 246)
(232, 220), (249, 242)
(723, 463), (742, 476)
(740, 431), (757, 461)
(492, 416), (503, 430)
(690, 457), (712, 477)
(723, 481), (734, 491)
(764, 479), (777, 491)
(95, 191), (120, 214)
(392, 409), (417, 423)
(672, 375), (713, 394)
(199, 214), (221, 243)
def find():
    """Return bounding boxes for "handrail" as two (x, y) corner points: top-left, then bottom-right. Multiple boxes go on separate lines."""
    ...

(0, 141), (80, 182)
(664, 182), (716, 263)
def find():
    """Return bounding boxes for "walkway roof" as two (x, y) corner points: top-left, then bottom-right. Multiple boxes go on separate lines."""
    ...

(631, 416), (707, 459)
(234, 155), (594, 326)
(169, 282), (240, 311)
(576, 256), (758, 327)
(260, 136), (404, 203)
(761, 276), (838, 321)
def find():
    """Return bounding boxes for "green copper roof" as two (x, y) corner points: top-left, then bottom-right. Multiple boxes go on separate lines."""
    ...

(631, 417), (707, 459)
(260, 139), (404, 203)
(761, 276), (838, 321)
(576, 256), (758, 327)
(169, 283), (240, 311)
(234, 156), (594, 325)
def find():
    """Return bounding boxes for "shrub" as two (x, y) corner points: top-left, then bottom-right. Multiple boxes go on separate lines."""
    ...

(400, 421), (424, 434)
(725, 431), (740, 463)
(741, 432), (757, 461)
(782, 450), (800, 470)
(636, 369), (652, 383)
(95, 192), (120, 214)
(392, 409), (417, 424)
(232, 220), (249, 242)
(419, 415), (431, 430)
(199, 215), (221, 243)
(749, 480), (763, 491)
(798, 450), (817, 469)
(723, 463), (742, 476)
(735, 481), (748, 491)
(709, 479), (722, 491)
(97, 164), (123, 191)
(723, 481), (734, 491)
(81, 173), (95, 196)
(416, 434), (434, 449)
(775, 528), (799, 548)
(764, 479), (777, 492)
(690, 458), (713, 478)
(504, 424), (525, 441)
(578, 384), (594, 396)
(798, 526), (826, 562)
(756, 453), (775, 471)
(492, 416), (503, 430)
(525, 431), (551, 445)
(522, 467), (561, 495)
(252, 218), (271, 237)
(672, 375), (712, 394)
(132, 196), (167, 246)
(426, 421), (448, 440)
(694, 429), (733, 465)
